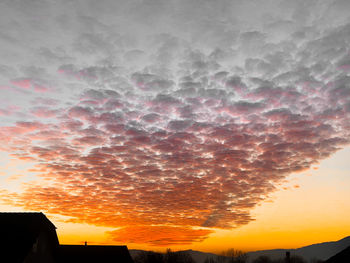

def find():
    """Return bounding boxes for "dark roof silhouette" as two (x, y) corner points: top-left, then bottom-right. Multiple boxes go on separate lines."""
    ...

(325, 246), (350, 263)
(0, 212), (59, 262)
(57, 245), (134, 263)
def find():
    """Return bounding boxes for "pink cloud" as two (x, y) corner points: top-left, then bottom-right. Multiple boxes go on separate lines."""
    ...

(1, 23), (350, 246)
(10, 78), (52, 93)
(31, 107), (58, 118)
(11, 78), (31, 89)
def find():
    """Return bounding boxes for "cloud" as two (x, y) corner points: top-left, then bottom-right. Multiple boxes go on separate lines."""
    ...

(0, 0), (350, 246)
(108, 226), (213, 246)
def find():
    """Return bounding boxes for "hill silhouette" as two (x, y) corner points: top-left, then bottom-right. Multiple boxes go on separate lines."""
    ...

(130, 236), (350, 263)
(247, 236), (350, 262)
(325, 245), (350, 263)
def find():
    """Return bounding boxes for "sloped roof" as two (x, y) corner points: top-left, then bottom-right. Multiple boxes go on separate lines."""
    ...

(325, 246), (350, 263)
(57, 245), (134, 263)
(0, 212), (59, 263)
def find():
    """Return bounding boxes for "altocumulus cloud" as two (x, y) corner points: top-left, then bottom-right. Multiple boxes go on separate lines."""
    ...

(0, 0), (350, 246)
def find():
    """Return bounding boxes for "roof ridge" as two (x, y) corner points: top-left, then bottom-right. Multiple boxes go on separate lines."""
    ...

(0, 211), (44, 213)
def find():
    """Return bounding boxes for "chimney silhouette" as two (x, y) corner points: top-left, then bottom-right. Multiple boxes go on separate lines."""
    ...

(85, 241), (87, 246)
(285, 251), (290, 263)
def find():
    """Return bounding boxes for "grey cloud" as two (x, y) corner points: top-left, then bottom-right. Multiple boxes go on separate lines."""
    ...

(1, 0), (350, 246)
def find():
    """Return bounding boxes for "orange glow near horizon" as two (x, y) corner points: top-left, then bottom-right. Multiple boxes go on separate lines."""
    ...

(1, 2), (350, 252)
(61, 145), (350, 251)
(2, 147), (349, 253)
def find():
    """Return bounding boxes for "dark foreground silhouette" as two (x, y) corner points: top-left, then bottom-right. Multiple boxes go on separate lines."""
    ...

(245, 236), (350, 263)
(134, 249), (196, 263)
(57, 245), (134, 263)
(1, 212), (349, 263)
(324, 246), (350, 263)
(133, 249), (309, 263)
(0, 212), (133, 263)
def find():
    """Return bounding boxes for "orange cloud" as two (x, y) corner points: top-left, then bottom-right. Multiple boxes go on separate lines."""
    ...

(108, 226), (213, 246)
(1, 19), (350, 246)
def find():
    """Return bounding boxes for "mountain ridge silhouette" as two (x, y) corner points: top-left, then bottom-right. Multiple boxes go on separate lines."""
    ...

(246, 236), (350, 262)
(129, 236), (350, 263)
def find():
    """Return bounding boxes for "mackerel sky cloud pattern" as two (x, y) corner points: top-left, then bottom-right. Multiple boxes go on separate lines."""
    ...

(0, 0), (350, 246)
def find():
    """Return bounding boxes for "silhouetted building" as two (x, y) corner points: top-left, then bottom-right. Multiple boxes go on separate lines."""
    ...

(325, 246), (350, 263)
(0, 212), (59, 263)
(285, 251), (290, 263)
(0, 212), (134, 263)
(57, 245), (134, 263)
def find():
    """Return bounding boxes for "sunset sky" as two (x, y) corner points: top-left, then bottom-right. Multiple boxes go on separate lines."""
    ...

(0, 0), (350, 253)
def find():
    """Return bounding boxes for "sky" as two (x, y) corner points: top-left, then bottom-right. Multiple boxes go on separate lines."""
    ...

(0, 0), (350, 253)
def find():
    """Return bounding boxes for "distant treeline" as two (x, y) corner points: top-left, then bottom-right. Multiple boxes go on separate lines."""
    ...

(134, 249), (195, 263)
(206, 250), (324, 263)
(134, 248), (324, 263)
(248, 256), (323, 263)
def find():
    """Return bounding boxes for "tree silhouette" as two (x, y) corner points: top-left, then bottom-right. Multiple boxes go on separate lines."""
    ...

(134, 249), (196, 263)
(204, 257), (218, 263)
(164, 249), (195, 263)
(204, 249), (248, 263)
(134, 251), (164, 263)
(252, 255), (273, 263)
(288, 255), (306, 263)
(221, 248), (247, 263)
(266, 255), (307, 263)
